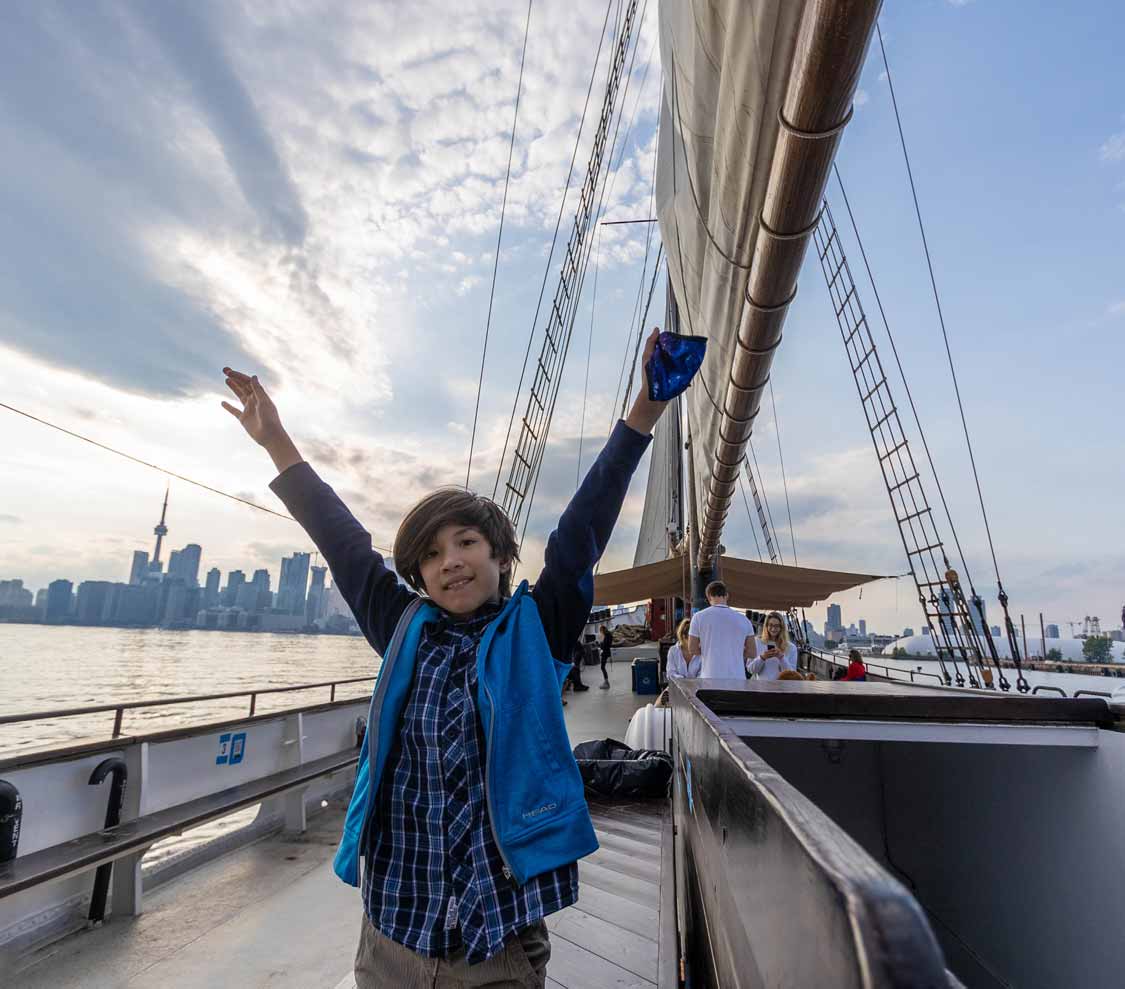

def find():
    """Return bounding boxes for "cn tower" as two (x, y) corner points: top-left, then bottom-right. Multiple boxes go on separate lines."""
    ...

(152, 484), (170, 565)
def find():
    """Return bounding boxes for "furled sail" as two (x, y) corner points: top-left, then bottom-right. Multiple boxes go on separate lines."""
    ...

(652, 0), (879, 566)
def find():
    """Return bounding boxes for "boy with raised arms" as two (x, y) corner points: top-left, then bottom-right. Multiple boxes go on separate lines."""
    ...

(221, 329), (670, 988)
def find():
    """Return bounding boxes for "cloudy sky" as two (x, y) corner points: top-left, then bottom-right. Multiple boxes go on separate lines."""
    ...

(1, 0), (1123, 638)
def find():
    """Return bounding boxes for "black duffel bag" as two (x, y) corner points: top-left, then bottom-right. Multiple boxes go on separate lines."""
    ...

(572, 738), (673, 799)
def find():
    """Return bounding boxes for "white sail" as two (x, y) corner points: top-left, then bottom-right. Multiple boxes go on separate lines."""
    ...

(654, 0), (803, 560)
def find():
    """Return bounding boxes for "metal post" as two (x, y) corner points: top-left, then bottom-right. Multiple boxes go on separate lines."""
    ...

(1020, 614), (1029, 663)
(112, 707), (124, 738)
(249, 693), (257, 717)
(87, 757), (128, 925)
(1039, 612), (1047, 663)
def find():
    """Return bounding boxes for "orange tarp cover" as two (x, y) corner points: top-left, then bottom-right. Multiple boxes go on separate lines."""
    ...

(593, 555), (885, 610)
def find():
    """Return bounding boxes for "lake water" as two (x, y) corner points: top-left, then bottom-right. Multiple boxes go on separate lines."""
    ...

(0, 624), (380, 757)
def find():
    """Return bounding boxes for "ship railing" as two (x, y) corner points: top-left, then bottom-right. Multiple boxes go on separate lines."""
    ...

(0, 675), (377, 740)
(803, 648), (945, 686)
(0, 684), (371, 956)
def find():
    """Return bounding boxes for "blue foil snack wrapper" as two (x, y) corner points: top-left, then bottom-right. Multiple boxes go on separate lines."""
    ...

(646, 332), (707, 402)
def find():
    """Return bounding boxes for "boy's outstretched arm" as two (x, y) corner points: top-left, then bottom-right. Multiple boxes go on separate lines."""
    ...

(532, 329), (669, 660)
(221, 368), (415, 655)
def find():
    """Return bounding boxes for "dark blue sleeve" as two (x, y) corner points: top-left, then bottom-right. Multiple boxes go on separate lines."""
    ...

(269, 461), (416, 656)
(531, 420), (652, 661)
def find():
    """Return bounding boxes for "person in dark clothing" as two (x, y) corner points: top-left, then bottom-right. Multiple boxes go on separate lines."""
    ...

(598, 624), (613, 689)
(566, 641), (590, 691)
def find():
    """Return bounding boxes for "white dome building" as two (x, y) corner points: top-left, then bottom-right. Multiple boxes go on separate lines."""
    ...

(880, 634), (1125, 664)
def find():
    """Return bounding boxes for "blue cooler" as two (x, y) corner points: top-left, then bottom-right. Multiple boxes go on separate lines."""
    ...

(631, 657), (659, 695)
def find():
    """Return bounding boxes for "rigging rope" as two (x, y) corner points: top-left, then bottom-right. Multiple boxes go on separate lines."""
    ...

(875, 23), (1001, 586)
(767, 379), (799, 565)
(465, 0), (534, 489)
(619, 247), (665, 421)
(576, 229), (601, 487)
(491, 0), (614, 499)
(832, 167), (975, 590)
(0, 401), (393, 555)
(611, 157), (659, 427)
(512, 0), (648, 553)
(748, 438), (785, 565)
(737, 471), (765, 561)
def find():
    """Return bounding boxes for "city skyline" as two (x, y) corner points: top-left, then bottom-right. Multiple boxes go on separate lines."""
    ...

(0, 487), (355, 633)
(2, 482), (1119, 641)
(0, 2), (1123, 635)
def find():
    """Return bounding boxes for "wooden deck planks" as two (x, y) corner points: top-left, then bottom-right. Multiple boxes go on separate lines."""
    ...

(547, 906), (658, 983)
(546, 932), (656, 989)
(543, 799), (666, 989)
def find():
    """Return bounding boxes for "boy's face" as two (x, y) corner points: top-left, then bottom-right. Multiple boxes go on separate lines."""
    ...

(419, 523), (509, 617)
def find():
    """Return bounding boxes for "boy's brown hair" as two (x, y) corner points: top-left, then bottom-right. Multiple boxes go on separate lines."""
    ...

(393, 487), (520, 597)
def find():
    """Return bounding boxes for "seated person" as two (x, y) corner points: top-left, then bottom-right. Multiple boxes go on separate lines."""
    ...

(666, 618), (701, 679)
(841, 649), (867, 681)
(747, 611), (798, 681)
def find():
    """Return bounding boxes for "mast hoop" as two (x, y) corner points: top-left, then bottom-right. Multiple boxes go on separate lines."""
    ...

(726, 370), (771, 399)
(744, 282), (798, 314)
(736, 333), (783, 357)
(777, 103), (854, 141)
(757, 210), (822, 243)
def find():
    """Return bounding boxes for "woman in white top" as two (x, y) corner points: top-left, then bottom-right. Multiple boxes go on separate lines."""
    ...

(748, 611), (798, 681)
(666, 617), (702, 679)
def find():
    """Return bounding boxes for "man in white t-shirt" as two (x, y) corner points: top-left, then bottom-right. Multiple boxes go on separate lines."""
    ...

(688, 580), (757, 679)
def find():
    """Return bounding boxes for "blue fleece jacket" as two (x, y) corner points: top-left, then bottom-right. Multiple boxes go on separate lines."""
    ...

(269, 420), (651, 887)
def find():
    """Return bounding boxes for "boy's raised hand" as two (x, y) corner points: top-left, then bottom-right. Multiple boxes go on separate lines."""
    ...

(222, 368), (303, 473)
(624, 328), (670, 436)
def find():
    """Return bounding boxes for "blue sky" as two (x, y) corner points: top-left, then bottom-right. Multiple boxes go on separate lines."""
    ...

(1, 0), (1122, 638)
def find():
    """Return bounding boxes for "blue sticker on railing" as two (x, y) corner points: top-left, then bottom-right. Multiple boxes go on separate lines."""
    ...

(216, 731), (247, 766)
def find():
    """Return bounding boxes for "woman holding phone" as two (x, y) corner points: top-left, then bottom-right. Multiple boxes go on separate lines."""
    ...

(747, 611), (798, 681)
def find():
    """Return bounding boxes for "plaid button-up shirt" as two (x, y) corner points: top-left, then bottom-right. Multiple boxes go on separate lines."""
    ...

(362, 602), (578, 963)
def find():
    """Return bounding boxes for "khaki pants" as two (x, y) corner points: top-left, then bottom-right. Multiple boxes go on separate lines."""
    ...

(354, 914), (551, 988)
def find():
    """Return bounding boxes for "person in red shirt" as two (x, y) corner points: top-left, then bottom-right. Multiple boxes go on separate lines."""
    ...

(842, 649), (867, 682)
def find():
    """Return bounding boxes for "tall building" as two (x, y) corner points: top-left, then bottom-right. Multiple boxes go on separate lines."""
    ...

(1045, 624), (1060, 638)
(278, 552), (311, 615)
(826, 603), (842, 634)
(902, 627), (915, 637)
(168, 544), (202, 587)
(151, 485), (170, 569)
(46, 579), (74, 622)
(0, 580), (33, 607)
(238, 569), (272, 612)
(222, 570), (246, 607)
(105, 582), (159, 625)
(76, 581), (114, 624)
(858, 619), (867, 637)
(306, 565), (327, 624)
(129, 550), (149, 585)
(969, 593), (987, 637)
(203, 568), (221, 608)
